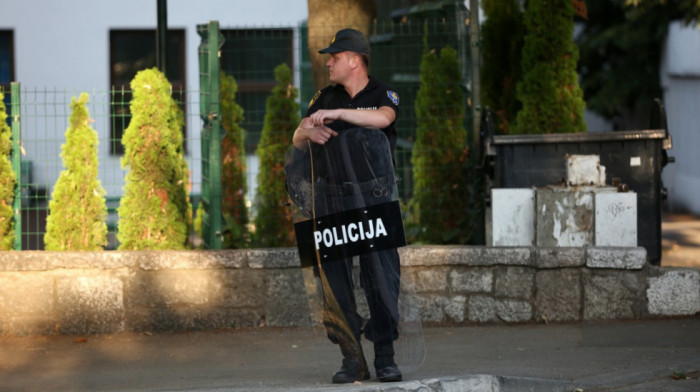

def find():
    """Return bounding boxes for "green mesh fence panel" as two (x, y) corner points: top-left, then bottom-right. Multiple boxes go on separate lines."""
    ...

(9, 4), (473, 249)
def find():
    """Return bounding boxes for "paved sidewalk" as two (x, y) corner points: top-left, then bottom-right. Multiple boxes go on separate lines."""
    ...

(1, 213), (697, 392)
(1, 316), (699, 392)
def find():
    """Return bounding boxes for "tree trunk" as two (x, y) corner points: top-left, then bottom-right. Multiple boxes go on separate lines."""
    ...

(307, 0), (377, 90)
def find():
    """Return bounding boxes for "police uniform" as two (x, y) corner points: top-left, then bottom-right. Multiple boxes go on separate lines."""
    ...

(306, 77), (402, 376)
(307, 76), (399, 157)
(301, 27), (403, 384)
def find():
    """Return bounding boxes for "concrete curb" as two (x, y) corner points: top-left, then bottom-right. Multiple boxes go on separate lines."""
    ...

(235, 375), (578, 392)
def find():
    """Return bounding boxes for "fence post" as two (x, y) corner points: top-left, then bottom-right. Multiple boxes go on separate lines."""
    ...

(197, 21), (224, 249)
(10, 82), (21, 250)
(469, 0), (481, 163)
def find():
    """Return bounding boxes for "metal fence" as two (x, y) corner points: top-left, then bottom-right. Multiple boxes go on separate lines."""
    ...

(5, 4), (473, 250)
(8, 84), (206, 250)
(198, 21), (224, 250)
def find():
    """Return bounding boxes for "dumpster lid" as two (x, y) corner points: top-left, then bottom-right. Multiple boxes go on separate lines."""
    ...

(492, 129), (667, 145)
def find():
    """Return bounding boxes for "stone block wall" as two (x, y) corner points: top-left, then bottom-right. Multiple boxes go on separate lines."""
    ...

(398, 246), (681, 324)
(0, 249), (311, 335)
(0, 247), (698, 336)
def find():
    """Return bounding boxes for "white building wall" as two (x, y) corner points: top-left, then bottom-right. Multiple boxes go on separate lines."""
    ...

(661, 21), (700, 215)
(3, 0), (308, 89)
(0, 0), (308, 197)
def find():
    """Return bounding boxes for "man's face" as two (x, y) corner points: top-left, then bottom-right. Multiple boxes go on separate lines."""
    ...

(326, 52), (355, 84)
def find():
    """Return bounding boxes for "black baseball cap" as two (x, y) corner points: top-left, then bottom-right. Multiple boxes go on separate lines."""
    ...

(319, 28), (370, 55)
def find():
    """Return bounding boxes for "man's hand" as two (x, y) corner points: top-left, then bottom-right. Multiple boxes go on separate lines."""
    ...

(293, 117), (338, 149)
(305, 125), (338, 145)
(293, 106), (395, 150)
(309, 109), (341, 127)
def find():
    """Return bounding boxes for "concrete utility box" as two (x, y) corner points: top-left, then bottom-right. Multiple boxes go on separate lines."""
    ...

(490, 186), (639, 248)
(595, 192), (638, 247)
(535, 186), (617, 247)
(489, 189), (535, 246)
(566, 154), (606, 186)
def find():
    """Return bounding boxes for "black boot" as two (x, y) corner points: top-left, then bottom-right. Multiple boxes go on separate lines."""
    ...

(374, 343), (402, 382)
(332, 356), (370, 383)
(332, 343), (369, 384)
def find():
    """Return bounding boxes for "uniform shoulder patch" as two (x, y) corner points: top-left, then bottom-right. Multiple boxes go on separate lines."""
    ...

(308, 90), (322, 109)
(387, 90), (399, 106)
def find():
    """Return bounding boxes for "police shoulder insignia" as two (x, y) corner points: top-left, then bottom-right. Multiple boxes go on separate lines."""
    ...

(308, 90), (321, 109)
(387, 90), (399, 106)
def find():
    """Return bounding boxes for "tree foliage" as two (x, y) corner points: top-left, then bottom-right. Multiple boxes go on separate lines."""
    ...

(513, 0), (586, 134)
(253, 64), (299, 247)
(576, 0), (700, 127)
(118, 68), (192, 250)
(409, 38), (472, 244)
(481, 0), (524, 134)
(0, 89), (15, 250)
(220, 72), (249, 248)
(45, 93), (108, 250)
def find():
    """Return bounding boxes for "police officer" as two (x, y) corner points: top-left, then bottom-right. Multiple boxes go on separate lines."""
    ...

(292, 28), (402, 384)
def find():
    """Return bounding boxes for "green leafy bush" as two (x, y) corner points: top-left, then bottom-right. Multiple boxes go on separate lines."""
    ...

(252, 64), (299, 247)
(45, 93), (108, 250)
(220, 72), (249, 248)
(409, 40), (473, 244)
(117, 68), (192, 250)
(0, 89), (15, 250)
(513, 0), (586, 134)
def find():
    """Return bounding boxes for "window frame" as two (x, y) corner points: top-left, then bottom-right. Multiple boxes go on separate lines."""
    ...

(108, 28), (187, 156)
(219, 28), (295, 153)
(0, 29), (15, 104)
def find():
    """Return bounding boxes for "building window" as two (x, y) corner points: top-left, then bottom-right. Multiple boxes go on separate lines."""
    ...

(109, 29), (186, 155)
(220, 28), (294, 152)
(0, 30), (14, 120)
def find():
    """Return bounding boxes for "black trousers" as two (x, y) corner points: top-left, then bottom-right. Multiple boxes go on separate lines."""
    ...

(308, 127), (401, 352)
(321, 247), (401, 348)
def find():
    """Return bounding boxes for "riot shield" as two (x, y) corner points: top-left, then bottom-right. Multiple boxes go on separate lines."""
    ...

(285, 127), (425, 379)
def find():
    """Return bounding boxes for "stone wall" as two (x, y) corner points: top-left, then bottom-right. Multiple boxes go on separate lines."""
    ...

(0, 247), (698, 336)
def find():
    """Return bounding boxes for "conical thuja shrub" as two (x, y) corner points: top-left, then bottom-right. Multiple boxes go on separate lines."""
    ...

(118, 68), (192, 250)
(0, 89), (15, 250)
(45, 93), (108, 250)
(513, 0), (586, 134)
(253, 64), (299, 247)
(220, 72), (249, 248)
(410, 42), (471, 244)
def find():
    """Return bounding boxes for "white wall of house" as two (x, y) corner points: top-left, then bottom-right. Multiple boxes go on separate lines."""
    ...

(0, 0), (307, 197)
(661, 21), (700, 215)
